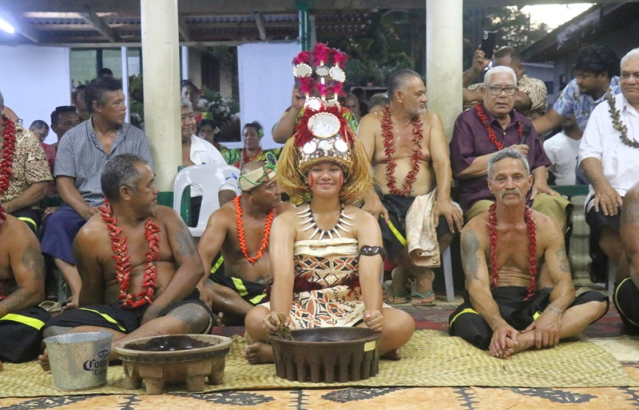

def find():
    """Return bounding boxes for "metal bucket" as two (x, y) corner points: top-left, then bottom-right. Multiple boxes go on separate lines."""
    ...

(44, 331), (114, 390)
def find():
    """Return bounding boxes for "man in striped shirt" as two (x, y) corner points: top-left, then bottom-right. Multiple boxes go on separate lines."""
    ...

(40, 77), (152, 309)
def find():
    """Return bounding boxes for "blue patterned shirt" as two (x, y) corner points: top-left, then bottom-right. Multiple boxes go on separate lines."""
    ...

(552, 76), (620, 131)
(54, 119), (153, 207)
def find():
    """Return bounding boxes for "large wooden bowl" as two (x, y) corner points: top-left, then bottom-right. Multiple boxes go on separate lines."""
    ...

(115, 334), (232, 394)
(270, 327), (381, 383)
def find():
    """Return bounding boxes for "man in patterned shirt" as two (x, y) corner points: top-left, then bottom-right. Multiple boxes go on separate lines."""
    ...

(0, 91), (53, 232)
(40, 78), (152, 309)
(533, 45), (620, 134)
(463, 47), (548, 120)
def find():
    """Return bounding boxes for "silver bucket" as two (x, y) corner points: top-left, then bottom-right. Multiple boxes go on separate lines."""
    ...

(44, 331), (114, 390)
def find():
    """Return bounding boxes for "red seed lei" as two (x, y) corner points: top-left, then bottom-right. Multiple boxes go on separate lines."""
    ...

(381, 106), (423, 196)
(474, 104), (523, 151)
(0, 116), (17, 194)
(100, 198), (160, 309)
(488, 203), (537, 299)
(234, 195), (274, 264)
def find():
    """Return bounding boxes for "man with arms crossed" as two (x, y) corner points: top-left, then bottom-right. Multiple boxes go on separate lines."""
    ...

(449, 148), (608, 358)
(40, 154), (211, 369)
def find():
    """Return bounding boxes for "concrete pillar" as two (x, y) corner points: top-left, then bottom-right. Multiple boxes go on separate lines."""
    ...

(140, 0), (181, 201)
(426, 0), (463, 142)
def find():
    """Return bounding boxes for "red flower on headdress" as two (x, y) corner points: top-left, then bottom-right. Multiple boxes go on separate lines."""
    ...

(313, 43), (330, 64)
(293, 51), (312, 65)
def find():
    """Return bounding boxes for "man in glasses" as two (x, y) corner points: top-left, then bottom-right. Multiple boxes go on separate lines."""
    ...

(463, 46), (547, 120)
(450, 66), (570, 228)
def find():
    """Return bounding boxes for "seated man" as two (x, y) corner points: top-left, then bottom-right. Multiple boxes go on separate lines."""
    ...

(615, 181), (639, 327)
(0, 91), (53, 233)
(40, 77), (152, 308)
(543, 116), (582, 186)
(449, 148), (608, 358)
(359, 68), (462, 305)
(450, 66), (570, 229)
(533, 45), (620, 135)
(180, 97), (238, 225)
(197, 160), (293, 324)
(40, 154), (211, 369)
(0, 211), (50, 366)
(463, 46), (547, 120)
(579, 48), (639, 270)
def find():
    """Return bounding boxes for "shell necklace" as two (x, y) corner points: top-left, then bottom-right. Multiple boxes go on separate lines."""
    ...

(298, 203), (354, 240)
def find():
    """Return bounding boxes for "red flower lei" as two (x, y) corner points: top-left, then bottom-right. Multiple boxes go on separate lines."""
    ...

(474, 104), (523, 151)
(100, 199), (161, 309)
(488, 203), (537, 299)
(234, 195), (274, 264)
(0, 115), (17, 196)
(381, 106), (423, 196)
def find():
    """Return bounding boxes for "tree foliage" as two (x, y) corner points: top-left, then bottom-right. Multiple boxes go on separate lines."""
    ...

(325, 7), (551, 85)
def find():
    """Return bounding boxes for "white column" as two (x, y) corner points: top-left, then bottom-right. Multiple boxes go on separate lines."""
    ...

(140, 0), (181, 193)
(120, 46), (130, 123)
(181, 45), (189, 80)
(426, 0), (463, 142)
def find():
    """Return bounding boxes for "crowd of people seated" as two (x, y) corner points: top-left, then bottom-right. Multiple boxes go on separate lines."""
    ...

(1, 42), (639, 373)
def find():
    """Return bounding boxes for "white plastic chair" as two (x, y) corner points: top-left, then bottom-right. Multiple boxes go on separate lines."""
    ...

(173, 164), (240, 237)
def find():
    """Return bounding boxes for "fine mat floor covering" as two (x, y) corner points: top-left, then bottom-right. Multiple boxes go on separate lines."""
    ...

(0, 330), (636, 399)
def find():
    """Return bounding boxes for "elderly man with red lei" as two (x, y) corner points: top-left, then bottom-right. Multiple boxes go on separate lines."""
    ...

(243, 88), (415, 364)
(358, 68), (463, 306)
(39, 154), (213, 370)
(449, 148), (608, 358)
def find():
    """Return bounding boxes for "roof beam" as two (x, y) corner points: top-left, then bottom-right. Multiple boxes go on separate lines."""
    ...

(0, 7), (41, 43)
(254, 12), (266, 40)
(77, 11), (121, 42)
(3, 0), (636, 14)
(178, 16), (190, 42)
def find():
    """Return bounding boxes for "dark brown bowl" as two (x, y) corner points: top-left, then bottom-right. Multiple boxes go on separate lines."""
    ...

(269, 327), (381, 383)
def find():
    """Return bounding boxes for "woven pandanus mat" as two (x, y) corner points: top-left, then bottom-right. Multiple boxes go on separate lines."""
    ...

(0, 330), (636, 398)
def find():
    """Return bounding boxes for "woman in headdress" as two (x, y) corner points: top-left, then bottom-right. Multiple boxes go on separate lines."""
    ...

(243, 95), (415, 364)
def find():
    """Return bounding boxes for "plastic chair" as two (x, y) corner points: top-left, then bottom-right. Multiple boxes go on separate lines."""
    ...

(173, 164), (240, 237)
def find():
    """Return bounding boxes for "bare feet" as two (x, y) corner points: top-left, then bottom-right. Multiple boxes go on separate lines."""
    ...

(493, 333), (534, 359)
(39, 349), (50, 372)
(244, 342), (274, 364)
(381, 348), (402, 361)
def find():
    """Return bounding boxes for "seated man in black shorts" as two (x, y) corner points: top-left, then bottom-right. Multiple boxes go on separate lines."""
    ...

(358, 68), (463, 305)
(0, 211), (50, 365)
(449, 149), (608, 358)
(197, 160), (293, 324)
(614, 182), (639, 328)
(40, 154), (211, 370)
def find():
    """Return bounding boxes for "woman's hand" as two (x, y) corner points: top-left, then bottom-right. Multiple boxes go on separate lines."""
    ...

(364, 310), (384, 332)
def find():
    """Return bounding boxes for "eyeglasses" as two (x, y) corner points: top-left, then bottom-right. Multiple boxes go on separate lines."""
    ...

(488, 86), (517, 96)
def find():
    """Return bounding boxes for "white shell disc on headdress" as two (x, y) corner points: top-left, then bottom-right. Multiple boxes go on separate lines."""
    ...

(307, 112), (341, 139)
